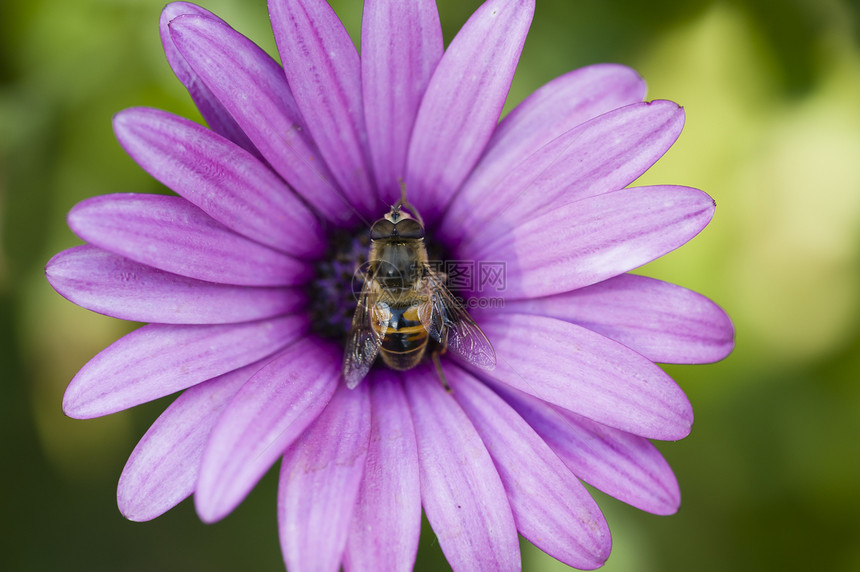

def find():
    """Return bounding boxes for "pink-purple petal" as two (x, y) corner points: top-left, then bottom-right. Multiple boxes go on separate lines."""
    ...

(194, 338), (340, 524)
(493, 382), (681, 515)
(68, 194), (312, 287)
(117, 360), (264, 522)
(168, 14), (355, 223)
(159, 3), (260, 157)
(405, 0), (535, 223)
(404, 364), (520, 572)
(113, 107), (325, 258)
(448, 101), (686, 251)
(469, 185), (715, 299)
(63, 314), (307, 419)
(46, 245), (304, 324)
(450, 367), (611, 570)
(467, 313), (693, 440)
(268, 0), (377, 216)
(485, 64), (647, 162)
(361, 0), (443, 203)
(278, 380), (372, 572)
(503, 273), (735, 364)
(438, 64), (646, 242)
(344, 370), (421, 572)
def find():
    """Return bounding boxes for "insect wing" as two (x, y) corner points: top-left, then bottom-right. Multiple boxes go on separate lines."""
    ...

(343, 280), (386, 388)
(420, 268), (496, 370)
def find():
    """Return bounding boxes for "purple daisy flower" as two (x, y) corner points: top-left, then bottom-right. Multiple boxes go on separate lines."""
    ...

(46, 0), (734, 570)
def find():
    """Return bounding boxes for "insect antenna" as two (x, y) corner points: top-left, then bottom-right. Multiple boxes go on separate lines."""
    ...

(396, 179), (425, 228)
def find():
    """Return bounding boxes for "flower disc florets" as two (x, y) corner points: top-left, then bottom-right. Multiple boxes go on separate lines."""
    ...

(308, 227), (370, 342)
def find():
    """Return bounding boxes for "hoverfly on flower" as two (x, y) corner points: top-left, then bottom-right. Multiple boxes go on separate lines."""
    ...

(343, 193), (495, 388)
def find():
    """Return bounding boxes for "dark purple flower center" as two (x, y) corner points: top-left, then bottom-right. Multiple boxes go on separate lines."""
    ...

(308, 227), (370, 342)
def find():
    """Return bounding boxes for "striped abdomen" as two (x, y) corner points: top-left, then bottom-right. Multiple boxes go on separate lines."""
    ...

(379, 302), (429, 370)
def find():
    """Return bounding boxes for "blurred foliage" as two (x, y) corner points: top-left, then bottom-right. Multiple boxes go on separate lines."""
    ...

(2, 0), (860, 570)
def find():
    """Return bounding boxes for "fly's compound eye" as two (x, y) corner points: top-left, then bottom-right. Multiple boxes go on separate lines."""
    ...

(370, 219), (396, 240)
(395, 218), (425, 239)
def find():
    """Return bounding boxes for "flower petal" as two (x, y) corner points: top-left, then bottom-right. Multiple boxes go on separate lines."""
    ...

(278, 380), (372, 572)
(68, 194), (312, 287)
(113, 107), (325, 258)
(503, 273), (735, 364)
(46, 245), (304, 324)
(344, 370), (420, 572)
(268, 0), (377, 216)
(450, 367), (610, 570)
(361, 0), (443, 203)
(405, 0), (535, 223)
(117, 360), (264, 521)
(404, 364), (520, 571)
(63, 314), (307, 419)
(438, 65), (648, 241)
(470, 185), (715, 299)
(467, 313), (693, 440)
(195, 338), (340, 524)
(168, 14), (355, 223)
(449, 101), (686, 252)
(484, 64), (647, 164)
(159, 3), (260, 158)
(494, 382), (681, 515)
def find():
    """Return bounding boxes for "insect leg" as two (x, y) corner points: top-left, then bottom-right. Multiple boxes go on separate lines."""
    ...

(432, 349), (451, 393)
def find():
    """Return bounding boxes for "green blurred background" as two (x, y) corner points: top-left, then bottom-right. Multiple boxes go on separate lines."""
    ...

(3, 0), (859, 570)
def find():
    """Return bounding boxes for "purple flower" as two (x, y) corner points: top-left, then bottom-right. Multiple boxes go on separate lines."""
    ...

(46, 0), (734, 570)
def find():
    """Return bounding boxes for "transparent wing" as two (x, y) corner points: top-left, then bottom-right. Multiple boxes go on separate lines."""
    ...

(420, 267), (496, 370)
(343, 280), (386, 388)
